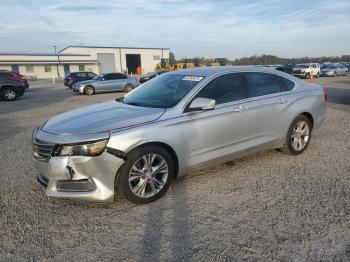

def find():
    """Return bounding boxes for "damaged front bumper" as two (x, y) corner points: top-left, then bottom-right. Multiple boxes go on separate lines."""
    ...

(32, 127), (125, 202)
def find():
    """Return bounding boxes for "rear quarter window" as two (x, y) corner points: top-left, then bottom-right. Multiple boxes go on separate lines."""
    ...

(277, 76), (295, 92)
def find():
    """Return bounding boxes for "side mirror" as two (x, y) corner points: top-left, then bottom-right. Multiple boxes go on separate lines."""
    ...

(188, 97), (216, 111)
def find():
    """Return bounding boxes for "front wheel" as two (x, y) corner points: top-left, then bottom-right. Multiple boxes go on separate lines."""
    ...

(281, 115), (312, 155)
(124, 84), (133, 93)
(84, 85), (94, 95)
(1, 87), (17, 101)
(117, 145), (174, 204)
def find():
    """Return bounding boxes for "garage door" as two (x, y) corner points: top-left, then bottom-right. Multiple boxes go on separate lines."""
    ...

(97, 53), (115, 74)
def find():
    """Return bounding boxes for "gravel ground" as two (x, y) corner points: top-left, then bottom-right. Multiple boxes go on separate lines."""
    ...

(0, 77), (350, 261)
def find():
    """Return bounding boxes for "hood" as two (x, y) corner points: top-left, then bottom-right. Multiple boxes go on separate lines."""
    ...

(42, 100), (165, 135)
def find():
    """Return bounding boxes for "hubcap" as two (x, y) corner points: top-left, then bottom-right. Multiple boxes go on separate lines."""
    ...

(126, 85), (132, 92)
(291, 121), (310, 151)
(128, 154), (169, 198)
(4, 90), (16, 100)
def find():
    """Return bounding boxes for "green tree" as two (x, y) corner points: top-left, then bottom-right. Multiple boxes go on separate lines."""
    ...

(169, 52), (176, 65)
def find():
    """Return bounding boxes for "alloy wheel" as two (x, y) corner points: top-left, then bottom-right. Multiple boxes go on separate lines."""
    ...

(128, 153), (169, 198)
(4, 89), (16, 100)
(291, 121), (310, 151)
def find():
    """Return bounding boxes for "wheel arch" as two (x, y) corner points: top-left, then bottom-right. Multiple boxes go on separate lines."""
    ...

(299, 112), (314, 129)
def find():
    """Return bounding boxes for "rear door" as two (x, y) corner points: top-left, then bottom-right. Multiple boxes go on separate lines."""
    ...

(243, 72), (296, 148)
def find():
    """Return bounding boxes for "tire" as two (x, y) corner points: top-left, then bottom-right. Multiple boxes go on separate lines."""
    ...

(333, 72), (336, 77)
(305, 73), (310, 79)
(316, 72), (320, 78)
(280, 115), (312, 155)
(1, 87), (17, 101)
(84, 85), (94, 95)
(117, 145), (174, 204)
(124, 84), (133, 93)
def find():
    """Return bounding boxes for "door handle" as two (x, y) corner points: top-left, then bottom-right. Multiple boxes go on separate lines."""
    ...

(233, 105), (247, 112)
(276, 98), (288, 104)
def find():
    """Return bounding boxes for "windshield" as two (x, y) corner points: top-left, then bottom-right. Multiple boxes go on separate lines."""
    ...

(92, 75), (102, 80)
(327, 65), (337, 69)
(295, 64), (309, 68)
(122, 74), (203, 108)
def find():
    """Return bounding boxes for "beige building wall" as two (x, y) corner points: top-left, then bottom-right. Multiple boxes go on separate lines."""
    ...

(61, 47), (170, 74)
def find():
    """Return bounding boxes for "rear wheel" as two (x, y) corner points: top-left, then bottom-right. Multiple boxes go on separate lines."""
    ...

(281, 115), (312, 155)
(1, 87), (17, 101)
(124, 84), (133, 93)
(117, 145), (174, 204)
(84, 85), (94, 95)
(316, 72), (320, 78)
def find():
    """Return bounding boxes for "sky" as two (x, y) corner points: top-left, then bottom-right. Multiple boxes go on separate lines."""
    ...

(0, 0), (349, 59)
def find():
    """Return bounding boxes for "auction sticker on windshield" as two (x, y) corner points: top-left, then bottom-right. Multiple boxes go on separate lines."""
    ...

(182, 76), (203, 81)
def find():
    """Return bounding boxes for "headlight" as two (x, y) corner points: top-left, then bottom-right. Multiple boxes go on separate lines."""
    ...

(54, 139), (108, 157)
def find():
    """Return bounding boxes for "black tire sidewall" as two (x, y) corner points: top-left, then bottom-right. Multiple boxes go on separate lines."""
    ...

(285, 115), (312, 155)
(117, 145), (174, 204)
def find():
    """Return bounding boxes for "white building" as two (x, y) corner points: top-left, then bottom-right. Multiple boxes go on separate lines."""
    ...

(0, 46), (170, 79)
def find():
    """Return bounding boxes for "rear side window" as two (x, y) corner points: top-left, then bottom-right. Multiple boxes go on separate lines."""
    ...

(195, 73), (247, 104)
(277, 76), (295, 92)
(104, 74), (116, 80)
(244, 72), (281, 97)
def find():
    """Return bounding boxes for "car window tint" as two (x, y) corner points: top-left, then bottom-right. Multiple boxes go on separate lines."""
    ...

(115, 73), (128, 79)
(77, 72), (87, 77)
(104, 74), (116, 80)
(245, 72), (281, 97)
(87, 72), (96, 77)
(0, 72), (11, 79)
(277, 75), (295, 92)
(195, 73), (246, 104)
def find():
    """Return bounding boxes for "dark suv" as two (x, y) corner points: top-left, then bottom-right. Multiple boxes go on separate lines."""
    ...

(64, 71), (97, 88)
(0, 72), (27, 101)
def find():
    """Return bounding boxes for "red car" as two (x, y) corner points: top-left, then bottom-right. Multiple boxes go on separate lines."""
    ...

(11, 72), (29, 88)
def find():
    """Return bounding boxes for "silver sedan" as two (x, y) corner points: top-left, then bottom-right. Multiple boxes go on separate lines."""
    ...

(32, 66), (327, 204)
(72, 73), (139, 95)
(320, 64), (348, 77)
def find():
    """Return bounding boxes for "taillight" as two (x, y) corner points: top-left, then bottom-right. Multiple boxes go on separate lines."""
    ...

(323, 90), (328, 101)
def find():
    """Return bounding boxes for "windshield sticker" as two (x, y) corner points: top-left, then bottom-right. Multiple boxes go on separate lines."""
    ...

(182, 76), (203, 81)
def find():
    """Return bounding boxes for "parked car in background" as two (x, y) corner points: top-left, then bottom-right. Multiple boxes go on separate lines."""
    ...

(0, 71), (27, 101)
(275, 64), (295, 74)
(32, 66), (326, 204)
(64, 71), (97, 88)
(292, 63), (320, 78)
(340, 62), (350, 69)
(72, 73), (139, 95)
(139, 71), (166, 84)
(320, 64), (348, 77)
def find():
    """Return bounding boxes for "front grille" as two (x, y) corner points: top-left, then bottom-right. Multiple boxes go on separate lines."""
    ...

(33, 139), (55, 161)
(293, 70), (302, 74)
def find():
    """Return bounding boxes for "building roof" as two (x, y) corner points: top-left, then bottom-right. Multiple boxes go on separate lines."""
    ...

(0, 52), (90, 56)
(59, 45), (170, 53)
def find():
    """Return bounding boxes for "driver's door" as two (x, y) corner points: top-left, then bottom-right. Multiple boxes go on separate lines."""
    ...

(181, 73), (252, 168)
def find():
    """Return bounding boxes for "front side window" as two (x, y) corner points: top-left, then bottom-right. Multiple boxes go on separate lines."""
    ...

(87, 72), (96, 77)
(123, 74), (202, 108)
(115, 73), (128, 79)
(104, 74), (116, 80)
(194, 73), (246, 105)
(244, 72), (281, 97)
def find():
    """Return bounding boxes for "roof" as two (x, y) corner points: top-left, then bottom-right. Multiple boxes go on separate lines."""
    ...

(59, 45), (170, 53)
(0, 52), (90, 57)
(166, 66), (281, 77)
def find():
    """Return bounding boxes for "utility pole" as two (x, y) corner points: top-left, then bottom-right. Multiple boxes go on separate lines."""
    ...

(53, 45), (60, 78)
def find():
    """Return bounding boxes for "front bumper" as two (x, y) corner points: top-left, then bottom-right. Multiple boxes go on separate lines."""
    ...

(292, 71), (307, 78)
(32, 129), (125, 202)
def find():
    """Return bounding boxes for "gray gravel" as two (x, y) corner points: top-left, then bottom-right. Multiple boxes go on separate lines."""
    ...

(0, 78), (350, 261)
